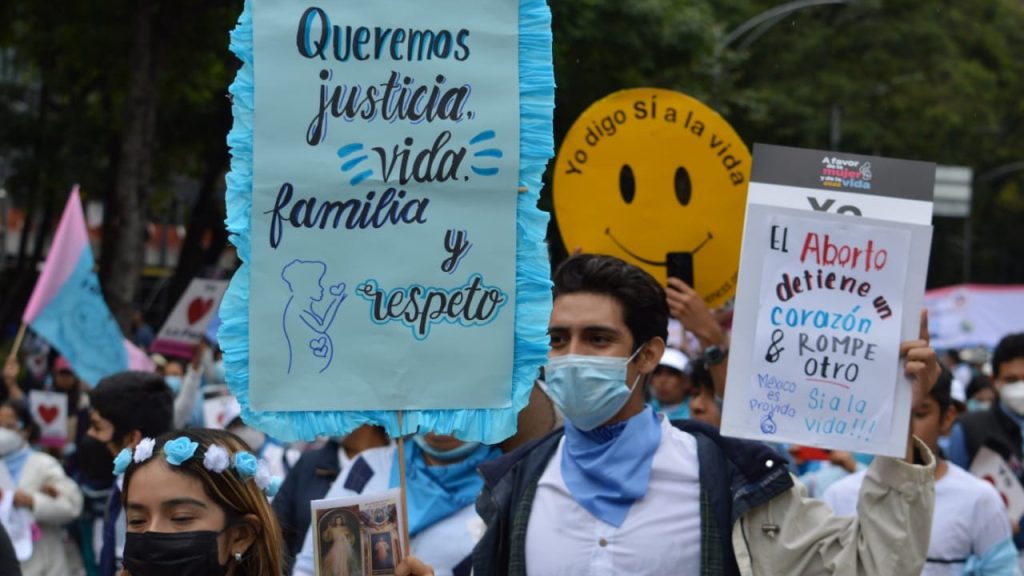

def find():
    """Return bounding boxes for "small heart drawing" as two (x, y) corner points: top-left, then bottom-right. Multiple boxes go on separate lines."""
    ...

(309, 336), (329, 358)
(187, 298), (215, 325)
(37, 404), (60, 425)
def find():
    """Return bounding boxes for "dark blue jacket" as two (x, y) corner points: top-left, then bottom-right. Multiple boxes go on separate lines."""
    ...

(272, 441), (342, 563)
(472, 420), (793, 576)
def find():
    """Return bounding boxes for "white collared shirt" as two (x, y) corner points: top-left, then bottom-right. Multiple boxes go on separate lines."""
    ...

(525, 416), (702, 576)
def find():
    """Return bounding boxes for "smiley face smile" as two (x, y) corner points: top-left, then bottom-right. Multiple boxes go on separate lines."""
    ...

(604, 228), (714, 267)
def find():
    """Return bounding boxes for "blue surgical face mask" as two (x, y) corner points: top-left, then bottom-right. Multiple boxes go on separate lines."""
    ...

(210, 360), (226, 384)
(541, 347), (644, 431)
(412, 435), (481, 462)
(164, 375), (183, 395)
(967, 399), (991, 413)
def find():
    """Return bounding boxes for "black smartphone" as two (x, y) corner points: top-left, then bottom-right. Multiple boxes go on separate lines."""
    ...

(667, 252), (694, 287)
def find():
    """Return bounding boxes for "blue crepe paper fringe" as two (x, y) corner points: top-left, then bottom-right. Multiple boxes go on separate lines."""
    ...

(220, 0), (554, 443)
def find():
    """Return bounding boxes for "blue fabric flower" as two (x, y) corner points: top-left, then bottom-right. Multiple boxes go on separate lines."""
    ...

(163, 437), (199, 466)
(234, 452), (258, 480)
(112, 448), (133, 476)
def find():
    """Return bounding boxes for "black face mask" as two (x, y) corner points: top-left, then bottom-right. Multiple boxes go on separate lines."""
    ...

(76, 435), (116, 486)
(123, 531), (229, 576)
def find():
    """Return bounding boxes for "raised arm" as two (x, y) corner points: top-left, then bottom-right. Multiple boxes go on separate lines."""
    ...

(665, 278), (729, 398)
(736, 443), (936, 575)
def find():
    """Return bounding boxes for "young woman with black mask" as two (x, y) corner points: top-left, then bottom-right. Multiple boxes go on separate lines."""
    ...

(118, 428), (436, 576)
(117, 428), (285, 576)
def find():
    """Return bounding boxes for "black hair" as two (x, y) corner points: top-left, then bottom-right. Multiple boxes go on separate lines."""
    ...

(689, 361), (715, 395)
(90, 371), (173, 443)
(993, 333), (1024, 378)
(966, 374), (995, 400)
(932, 367), (953, 414)
(552, 254), (668, 350)
(2, 400), (39, 443)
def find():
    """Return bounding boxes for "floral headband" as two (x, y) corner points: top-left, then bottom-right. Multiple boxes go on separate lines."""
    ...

(113, 437), (283, 498)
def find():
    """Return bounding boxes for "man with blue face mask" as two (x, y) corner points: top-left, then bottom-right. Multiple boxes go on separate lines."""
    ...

(472, 254), (941, 576)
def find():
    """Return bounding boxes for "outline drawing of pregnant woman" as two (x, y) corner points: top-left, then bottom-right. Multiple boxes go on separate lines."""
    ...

(281, 259), (347, 374)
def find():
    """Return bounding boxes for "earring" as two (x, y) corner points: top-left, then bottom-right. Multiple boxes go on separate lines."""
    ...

(234, 551), (243, 563)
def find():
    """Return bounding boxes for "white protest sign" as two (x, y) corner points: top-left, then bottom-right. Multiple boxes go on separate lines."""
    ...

(722, 145), (935, 457)
(204, 395), (241, 430)
(970, 446), (1024, 521)
(28, 390), (68, 447)
(151, 278), (229, 358)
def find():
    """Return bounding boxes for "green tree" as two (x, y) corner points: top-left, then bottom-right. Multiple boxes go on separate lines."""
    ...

(0, 0), (240, 332)
(710, 0), (1024, 286)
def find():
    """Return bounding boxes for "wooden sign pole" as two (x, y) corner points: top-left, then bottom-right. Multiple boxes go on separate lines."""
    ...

(396, 410), (411, 555)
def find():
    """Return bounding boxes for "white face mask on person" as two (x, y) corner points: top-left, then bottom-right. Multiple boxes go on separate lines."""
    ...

(0, 428), (26, 457)
(540, 346), (645, 431)
(1000, 381), (1024, 415)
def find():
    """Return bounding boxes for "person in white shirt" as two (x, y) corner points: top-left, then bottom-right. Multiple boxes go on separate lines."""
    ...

(825, 369), (1018, 575)
(293, 434), (500, 576)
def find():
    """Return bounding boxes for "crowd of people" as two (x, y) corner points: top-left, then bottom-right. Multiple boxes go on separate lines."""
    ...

(0, 253), (1021, 575)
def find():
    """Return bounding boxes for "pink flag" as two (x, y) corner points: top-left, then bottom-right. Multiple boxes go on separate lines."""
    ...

(22, 186), (153, 385)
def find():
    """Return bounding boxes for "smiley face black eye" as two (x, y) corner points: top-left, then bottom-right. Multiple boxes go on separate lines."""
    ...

(619, 164), (635, 204)
(674, 166), (691, 206)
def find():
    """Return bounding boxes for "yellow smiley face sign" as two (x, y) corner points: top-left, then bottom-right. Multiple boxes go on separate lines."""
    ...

(554, 88), (751, 308)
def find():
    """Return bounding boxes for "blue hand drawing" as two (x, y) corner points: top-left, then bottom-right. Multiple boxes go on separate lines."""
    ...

(281, 260), (347, 375)
(760, 412), (778, 435)
(469, 130), (502, 177)
(338, 143), (373, 186)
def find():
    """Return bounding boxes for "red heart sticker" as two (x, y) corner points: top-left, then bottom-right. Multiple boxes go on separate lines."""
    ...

(187, 298), (215, 325)
(37, 404), (60, 425)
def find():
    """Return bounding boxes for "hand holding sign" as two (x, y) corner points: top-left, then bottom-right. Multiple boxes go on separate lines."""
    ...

(665, 278), (724, 348)
(396, 556), (435, 576)
(900, 309), (941, 461)
(902, 310), (940, 401)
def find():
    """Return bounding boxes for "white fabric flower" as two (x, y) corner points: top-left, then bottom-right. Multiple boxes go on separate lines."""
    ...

(203, 445), (230, 473)
(133, 438), (156, 464)
(254, 460), (272, 490)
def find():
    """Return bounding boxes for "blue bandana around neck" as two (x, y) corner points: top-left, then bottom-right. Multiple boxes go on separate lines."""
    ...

(4, 446), (32, 483)
(389, 440), (501, 537)
(561, 405), (662, 527)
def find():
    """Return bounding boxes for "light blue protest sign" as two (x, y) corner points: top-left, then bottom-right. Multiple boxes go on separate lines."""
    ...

(221, 0), (554, 442)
